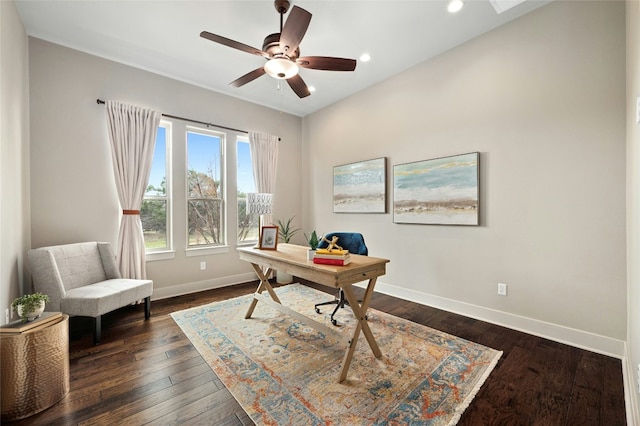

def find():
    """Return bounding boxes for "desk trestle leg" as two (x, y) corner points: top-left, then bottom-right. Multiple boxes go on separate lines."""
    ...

(338, 279), (382, 382)
(245, 263), (279, 319)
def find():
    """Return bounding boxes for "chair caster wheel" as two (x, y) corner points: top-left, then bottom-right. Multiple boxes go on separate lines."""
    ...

(331, 319), (338, 326)
(315, 307), (321, 314)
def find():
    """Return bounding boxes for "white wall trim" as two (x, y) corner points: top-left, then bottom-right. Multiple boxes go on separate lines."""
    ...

(157, 275), (626, 358)
(151, 272), (257, 301)
(624, 344), (640, 425)
(366, 280), (626, 359)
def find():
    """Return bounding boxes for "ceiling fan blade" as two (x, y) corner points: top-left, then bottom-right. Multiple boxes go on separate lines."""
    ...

(297, 56), (357, 72)
(230, 67), (267, 87)
(286, 74), (311, 98)
(200, 31), (267, 57)
(279, 6), (311, 56)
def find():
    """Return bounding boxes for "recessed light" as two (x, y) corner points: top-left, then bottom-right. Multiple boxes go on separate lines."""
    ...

(308, 86), (316, 93)
(448, 0), (464, 13)
(359, 53), (371, 63)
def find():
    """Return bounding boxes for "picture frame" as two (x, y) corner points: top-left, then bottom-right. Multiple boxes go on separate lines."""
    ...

(259, 226), (279, 250)
(393, 152), (479, 226)
(333, 157), (387, 213)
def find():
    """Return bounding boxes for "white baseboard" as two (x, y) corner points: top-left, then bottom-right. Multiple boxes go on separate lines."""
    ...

(156, 274), (626, 357)
(151, 272), (257, 301)
(365, 280), (626, 359)
(624, 347), (640, 425)
(370, 281), (639, 423)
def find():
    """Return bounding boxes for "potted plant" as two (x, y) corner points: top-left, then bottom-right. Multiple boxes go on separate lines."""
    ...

(276, 217), (300, 243)
(275, 217), (301, 283)
(11, 292), (49, 322)
(304, 230), (320, 260)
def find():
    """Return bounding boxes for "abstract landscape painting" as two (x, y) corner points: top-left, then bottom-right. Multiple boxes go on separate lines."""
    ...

(393, 152), (479, 225)
(333, 157), (386, 213)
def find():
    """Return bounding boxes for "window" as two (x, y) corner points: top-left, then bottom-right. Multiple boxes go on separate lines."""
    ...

(186, 129), (224, 247)
(143, 121), (250, 256)
(237, 138), (258, 243)
(141, 122), (171, 251)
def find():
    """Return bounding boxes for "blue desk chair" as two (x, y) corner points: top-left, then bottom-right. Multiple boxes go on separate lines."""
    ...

(314, 232), (368, 326)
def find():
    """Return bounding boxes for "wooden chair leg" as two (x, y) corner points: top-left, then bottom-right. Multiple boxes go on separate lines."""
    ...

(144, 296), (151, 320)
(94, 315), (101, 345)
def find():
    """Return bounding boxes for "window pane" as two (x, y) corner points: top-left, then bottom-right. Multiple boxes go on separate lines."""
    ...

(146, 127), (166, 196)
(141, 199), (167, 249)
(143, 124), (170, 252)
(187, 130), (223, 247)
(188, 199), (222, 246)
(237, 140), (258, 242)
(187, 131), (220, 192)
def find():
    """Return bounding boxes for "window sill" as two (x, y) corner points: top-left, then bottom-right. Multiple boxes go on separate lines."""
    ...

(146, 250), (176, 262)
(237, 241), (258, 248)
(185, 246), (230, 257)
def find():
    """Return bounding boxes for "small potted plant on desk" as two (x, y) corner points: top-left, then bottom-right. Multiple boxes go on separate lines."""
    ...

(304, 230), (319, 260)
(275, 217), (301, 283)
(11, 292), (49, 322)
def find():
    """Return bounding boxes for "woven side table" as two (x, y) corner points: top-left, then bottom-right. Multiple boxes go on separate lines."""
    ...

(0, 314), (70, 422)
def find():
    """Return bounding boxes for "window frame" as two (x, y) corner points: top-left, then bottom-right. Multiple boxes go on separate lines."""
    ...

(185, 126), (227, 252)
(143, 120), (174, 261)
(236, 136), (258, 246)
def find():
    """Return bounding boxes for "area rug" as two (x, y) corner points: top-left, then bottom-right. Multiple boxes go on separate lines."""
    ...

(171, 284), (502, 425)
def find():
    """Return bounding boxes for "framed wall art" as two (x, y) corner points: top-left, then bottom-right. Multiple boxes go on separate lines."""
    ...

(259, 226), (279, 250)
(333, 157), (387, 213)
(393, 152), (479, 226)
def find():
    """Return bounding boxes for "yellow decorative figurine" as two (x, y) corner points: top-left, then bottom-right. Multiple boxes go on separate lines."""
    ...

(321, 235), (343, 252)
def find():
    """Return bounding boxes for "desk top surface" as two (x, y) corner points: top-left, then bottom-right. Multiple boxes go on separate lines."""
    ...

(237, 244), (389, 288)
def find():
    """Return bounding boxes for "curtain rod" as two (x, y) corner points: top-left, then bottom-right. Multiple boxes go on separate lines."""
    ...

(97, 99), (251, 135)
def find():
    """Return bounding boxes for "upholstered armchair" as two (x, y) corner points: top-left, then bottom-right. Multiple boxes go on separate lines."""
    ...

(28, 242), (152, 344)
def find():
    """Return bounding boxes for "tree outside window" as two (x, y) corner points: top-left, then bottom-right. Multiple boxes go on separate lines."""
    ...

(187, 130), (223, 247)
(141, 123), (170, 250)
(237, 139), (258, 243)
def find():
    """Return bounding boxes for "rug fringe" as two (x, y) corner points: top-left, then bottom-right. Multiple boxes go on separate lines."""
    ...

(446, 350), (503, 426)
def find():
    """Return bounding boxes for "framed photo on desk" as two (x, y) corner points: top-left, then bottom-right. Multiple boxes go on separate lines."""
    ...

(259, 226), (278, 250)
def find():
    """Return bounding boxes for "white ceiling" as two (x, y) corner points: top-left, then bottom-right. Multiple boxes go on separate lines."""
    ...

(15, 0), (550, 117)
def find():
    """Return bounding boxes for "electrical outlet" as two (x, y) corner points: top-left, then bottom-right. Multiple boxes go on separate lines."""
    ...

(5, 308), (9, 324)
(497, 282), (508, 296)
(200, 261), (206, 271)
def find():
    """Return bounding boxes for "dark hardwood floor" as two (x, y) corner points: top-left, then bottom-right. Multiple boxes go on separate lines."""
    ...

(8, 280), (626, 425)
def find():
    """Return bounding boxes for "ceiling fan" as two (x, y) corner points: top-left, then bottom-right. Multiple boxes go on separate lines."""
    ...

(200, 0), (357, 98)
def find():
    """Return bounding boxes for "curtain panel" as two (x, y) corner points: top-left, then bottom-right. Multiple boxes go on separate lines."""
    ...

(249, 131), (279, 226)
(106, 101), (161, 279)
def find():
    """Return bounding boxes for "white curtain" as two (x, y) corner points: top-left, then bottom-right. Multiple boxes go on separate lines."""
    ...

(249, 131), (279, 226)
(106, 101), (161, 279)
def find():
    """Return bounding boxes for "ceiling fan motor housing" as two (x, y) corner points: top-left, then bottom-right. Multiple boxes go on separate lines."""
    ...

(200, 0), (355, 98)
(263, 33), (300, 61)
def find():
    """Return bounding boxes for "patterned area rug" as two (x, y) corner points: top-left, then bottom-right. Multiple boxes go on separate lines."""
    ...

(171, 284), (502, 425)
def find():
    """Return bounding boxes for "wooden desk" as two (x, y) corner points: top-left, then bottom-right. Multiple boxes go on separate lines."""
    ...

(237, 243), (390, 382)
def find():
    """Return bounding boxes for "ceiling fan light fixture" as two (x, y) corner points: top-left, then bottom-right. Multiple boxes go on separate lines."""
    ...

(264, 57), (299, 79)
(448, 0), (464, 13)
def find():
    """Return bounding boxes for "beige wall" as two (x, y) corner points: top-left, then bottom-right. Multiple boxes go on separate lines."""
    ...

(1, 1), (30, 324)
(303, 1), (626, 347)
(28, 38), (303, 297)
(8, 0), (640, 420)
(627, 0), (640, 420)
